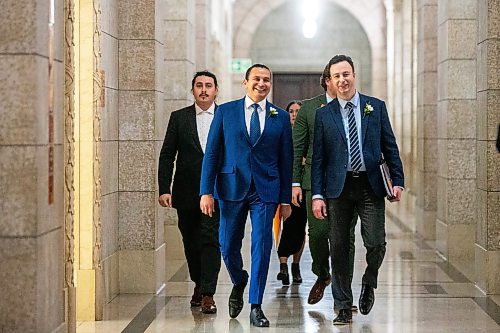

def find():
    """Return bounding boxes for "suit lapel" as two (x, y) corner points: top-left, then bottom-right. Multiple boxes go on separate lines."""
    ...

(187, 105), (203, 153)
(235, 98), (251, 144)
(359, 94), (369, 145)
(328, 100), (347, 144)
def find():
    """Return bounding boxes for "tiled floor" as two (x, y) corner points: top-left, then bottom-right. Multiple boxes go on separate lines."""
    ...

(77, 217), (500, 333)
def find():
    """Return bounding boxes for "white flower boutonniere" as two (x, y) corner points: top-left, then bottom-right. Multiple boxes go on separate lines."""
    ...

(320, 103), (325, 108)
(363, 103), (374, 118)
(269, 107), (278, 117)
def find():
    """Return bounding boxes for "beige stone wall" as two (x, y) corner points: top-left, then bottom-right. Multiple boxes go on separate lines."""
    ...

(475, 0), (500, 294)
(117, 0), (165, 293)
(100, 0), (120, 303)
(0, 0), (65, 332)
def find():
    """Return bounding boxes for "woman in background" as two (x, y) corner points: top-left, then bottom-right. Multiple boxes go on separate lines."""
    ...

(276, 100), (308, 285)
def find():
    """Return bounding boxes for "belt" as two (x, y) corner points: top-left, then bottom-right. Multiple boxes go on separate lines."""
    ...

(347, 171), (367, 178)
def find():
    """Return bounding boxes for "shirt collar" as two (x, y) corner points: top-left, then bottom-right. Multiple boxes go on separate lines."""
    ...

(325, 92), (334, 104)
(338, 91), (360, 109)
(245, 95), (267, 112)
(195, 102), (215, 115)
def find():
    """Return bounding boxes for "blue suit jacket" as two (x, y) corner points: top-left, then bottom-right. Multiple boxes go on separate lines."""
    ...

(200, 98), (293, 203)
(311, 94), (404, 199)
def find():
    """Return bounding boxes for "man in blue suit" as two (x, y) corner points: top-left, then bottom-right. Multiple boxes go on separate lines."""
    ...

(311, 55), (404, 325)
(200, 64), (293, 327)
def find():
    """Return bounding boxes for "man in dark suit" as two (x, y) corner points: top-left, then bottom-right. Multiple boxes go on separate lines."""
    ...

(158, 70), (221, 314)
(292, 61), (358, 308)
(311, 55), (404, 325)
(200, 64), (293, 327)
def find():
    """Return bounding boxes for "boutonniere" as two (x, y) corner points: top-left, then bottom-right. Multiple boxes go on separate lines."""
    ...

(320, 104), (325, 108)
(269, 107), (278, 117)
(363, 103), (374, 117)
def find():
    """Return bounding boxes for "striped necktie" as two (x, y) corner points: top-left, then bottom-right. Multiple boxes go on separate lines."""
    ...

(249, 103), (261, 145)
(346, 102), (361, 171)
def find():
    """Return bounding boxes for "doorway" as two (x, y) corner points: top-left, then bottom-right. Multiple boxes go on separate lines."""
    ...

(272, 73), (324, 109)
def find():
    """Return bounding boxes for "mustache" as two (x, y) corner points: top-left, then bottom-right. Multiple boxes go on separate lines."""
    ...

(199, 93), (209, 97)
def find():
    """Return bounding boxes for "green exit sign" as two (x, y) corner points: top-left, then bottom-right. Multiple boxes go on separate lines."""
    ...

(231, 58), (252, 73)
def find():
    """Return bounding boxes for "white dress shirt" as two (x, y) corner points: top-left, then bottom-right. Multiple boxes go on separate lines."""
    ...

(244, 96), (266, 136)
(195, 102), (215, 153)
(337, 91), (366, 172)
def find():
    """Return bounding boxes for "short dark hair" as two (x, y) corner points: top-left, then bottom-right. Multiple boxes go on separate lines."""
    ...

(285, 100), (302, 112)
(320, 62), (331, 91)
(191, 70), (218, 89)
(327, 55), (355, 74)
(244, 63), (271, 80)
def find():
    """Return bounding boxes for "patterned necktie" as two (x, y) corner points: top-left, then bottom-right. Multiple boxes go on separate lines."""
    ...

(346, 102), (361, 171)
(249, 103), (261, 145)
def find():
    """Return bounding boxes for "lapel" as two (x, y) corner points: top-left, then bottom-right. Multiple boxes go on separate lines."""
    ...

(359, 94), (369, 146)
(235, 98), (251, 144)
(186, 104), (203, 153)
(327, 99), (347, 145)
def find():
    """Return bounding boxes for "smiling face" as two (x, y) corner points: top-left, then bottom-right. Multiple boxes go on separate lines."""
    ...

(329, 60), (356, 100)
(244, 66), (272, 103)
(192, 75), (218, 110)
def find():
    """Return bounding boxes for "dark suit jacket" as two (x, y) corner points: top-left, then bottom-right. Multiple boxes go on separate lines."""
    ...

(292, 94), (327, 190)
(158, 104), (209, 210)
(200, 98), (293, 204)
(311, 94), (404, 199)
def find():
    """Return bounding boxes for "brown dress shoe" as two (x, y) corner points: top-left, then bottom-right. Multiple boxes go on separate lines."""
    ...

(190, 286), (202, 307)
(308, 275), (331, 304)
(201, 295), (217, 314)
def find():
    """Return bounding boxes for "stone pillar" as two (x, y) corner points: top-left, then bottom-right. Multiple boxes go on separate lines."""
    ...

(475, 0), (500, 294)
(100, 0), (120, 302)
(415, 0), (438, 239)
(162, 0), (196, 261)
(118, 0), (165, 293)
(196, 0), (211, 70)
(436, 0), (477, 274)
(0, 0), (65, 332)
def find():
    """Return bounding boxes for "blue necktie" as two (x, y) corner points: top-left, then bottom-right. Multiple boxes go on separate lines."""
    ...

(250, 103), (261, 145)
(346, 102), (361, 171)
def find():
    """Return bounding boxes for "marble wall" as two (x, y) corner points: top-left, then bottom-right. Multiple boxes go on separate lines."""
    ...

(117, 0), (165, 294)
(0, 0), (65, 332)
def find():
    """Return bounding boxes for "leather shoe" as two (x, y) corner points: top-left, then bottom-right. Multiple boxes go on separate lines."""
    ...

(250, 307), (270, 327)
(201, 295), (217, 314)
(277, 263), (290, 285)
(359, 284), (375, 315)
(333, 309), (352, 325)
(228, 284), (245, 318)
(190, 286), (202, 307)
(307, 275), (331, 304)
(291, 263), (302, 284)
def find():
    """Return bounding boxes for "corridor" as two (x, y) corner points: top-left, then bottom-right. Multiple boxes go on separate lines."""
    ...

(77, 212), (500, 333)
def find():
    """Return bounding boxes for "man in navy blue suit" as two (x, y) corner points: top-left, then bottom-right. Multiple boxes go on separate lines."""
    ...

(311, 55), (404, 325)
(199, 64), (293, 327)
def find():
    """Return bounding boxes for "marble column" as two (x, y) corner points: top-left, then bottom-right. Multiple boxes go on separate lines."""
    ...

(416, 0), (438, 239)
(162, 0), (196, 262)
(196, 0), (211, 70)
(118, 0), (165, 293)
(101, 0), (120, 302)
(475, 0), (500, 294)
(0, 0), (65, 332)
(436, 0), (477, 274)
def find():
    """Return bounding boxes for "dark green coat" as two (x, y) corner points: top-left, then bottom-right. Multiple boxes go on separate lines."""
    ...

(292, 94), (327, 190)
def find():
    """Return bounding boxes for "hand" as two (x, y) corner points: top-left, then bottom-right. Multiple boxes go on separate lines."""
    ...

(200, 194), (215, 217)
(158, 194), (172, 207)
(291, 186), (303, 207)
(388, 186), (403, 202)
(280, 205), (292, 221)
(312, 199), (327, 220)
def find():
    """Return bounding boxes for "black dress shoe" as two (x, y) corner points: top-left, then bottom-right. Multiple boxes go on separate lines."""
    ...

(333, 309), (352, 325)
(250, 307), (270, 327)
(228, 284), (245, 318)
(359, 284), (375, 315)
